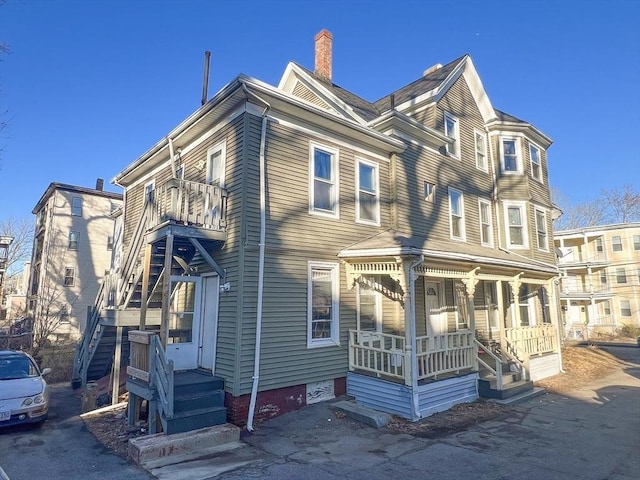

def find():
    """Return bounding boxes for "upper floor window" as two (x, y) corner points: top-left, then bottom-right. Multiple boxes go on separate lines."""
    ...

(596, 237), (604, 253)
(612, 235), (622, 252)
(634, 235), (640, 251)
(616, 267), (627, 284)
(474, 130), (487, 171)
(356, 159), (379, 225)
(59, 304), (70, 323)
(444, 112), (460, 158)
(500, 137), (522, 174)
(144, 180), (155, 206)
(424, 182), (436, 203)
(68, 231), (79, 250)
(620, 300), (631, 317)
(448, 188), (465, 241)
(603, 300), (611, 315)
(479, 200), (493, 246)
(504, 202), (528, 248)
(175, 164), (185, 180)
(309, 143), (338, 218)
(64, 267), (75, 287)
(357, 278), (382, 333)
(71, 197), (82, 216)
(308, 262), (339, 347)
(107, 235), (114, 251)
(529, 143), (543, 182)
(206, 141), (226, 188)
(600, 270), (607, 285)
(535, 208), (548, 251)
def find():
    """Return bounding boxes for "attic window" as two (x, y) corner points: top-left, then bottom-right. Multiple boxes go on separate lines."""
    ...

(444, 112), (460, 158)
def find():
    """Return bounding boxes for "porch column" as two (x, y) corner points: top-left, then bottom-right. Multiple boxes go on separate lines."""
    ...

(548, 279), (562, 353)
(160, 233), (174, 348)
(496, 280), (507, 352)
(400, 259), (415, 388)
(509, 274), (523, 328)
(461, 269), (480, 371)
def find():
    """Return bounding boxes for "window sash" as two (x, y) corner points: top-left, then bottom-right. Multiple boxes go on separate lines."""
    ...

(308, 263), (339, 346)
(68, 231), (79, 250)
(479, 201), (492, 245)
(612, 236), (622, 251)
(616, 268), (627, 284)
(633, 235), (640, 251)
(502, 139), (519, 172)
(475, 131), (487, 170)
(507, 206), (524, 246)
(444, 113), (459, 157)
(311, 147), (337, 215)
(357, 161), (379, 223)
(64, 268), (75, 286)
(620, 300), (631, 317)
(530, 144), (542, 181)
(449, 189), (464, 240)
(71, 197), (82, 216)
(535, 209), (547, 250)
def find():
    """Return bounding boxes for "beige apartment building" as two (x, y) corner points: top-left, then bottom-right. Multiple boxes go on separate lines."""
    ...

(554, 223), (640, 338)
(28, 180), (122, 340)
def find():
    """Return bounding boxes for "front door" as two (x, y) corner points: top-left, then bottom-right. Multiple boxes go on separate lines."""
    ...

(198, 275), (219, 371)
(424, 281), (446, 349)
(166, 276), (201, 370)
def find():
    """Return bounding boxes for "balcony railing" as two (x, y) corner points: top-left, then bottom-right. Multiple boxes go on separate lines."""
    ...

(148, 179), (227, 232)
(561, 281), (613, 296)
(558, 251), (607, 266)
(505, 324), (557, 358)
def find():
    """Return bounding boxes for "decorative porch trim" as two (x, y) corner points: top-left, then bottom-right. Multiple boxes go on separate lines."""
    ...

(343, 257), (405, 291)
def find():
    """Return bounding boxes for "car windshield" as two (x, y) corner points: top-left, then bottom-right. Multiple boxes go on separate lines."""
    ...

(0, 356), (39, 380)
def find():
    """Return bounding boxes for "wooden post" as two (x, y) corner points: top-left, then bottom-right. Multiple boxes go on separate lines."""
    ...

(496, 280), (507, 353)
(111, 326), (123, 406)
(139, 244), (152, 330)
(160, 234), (174, 347)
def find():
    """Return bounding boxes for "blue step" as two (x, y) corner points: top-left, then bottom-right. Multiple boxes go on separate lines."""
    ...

(174, 389), (225, 413)
(164, 406), (228, 435)
(478, 379), (534, 400)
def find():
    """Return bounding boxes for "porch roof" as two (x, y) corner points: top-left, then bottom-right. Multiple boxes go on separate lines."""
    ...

(338, 230), (558, 276)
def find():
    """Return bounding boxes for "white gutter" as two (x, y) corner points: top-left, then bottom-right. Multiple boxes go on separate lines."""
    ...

(408, 254), (424, 420)
(244, 84), (271, 432)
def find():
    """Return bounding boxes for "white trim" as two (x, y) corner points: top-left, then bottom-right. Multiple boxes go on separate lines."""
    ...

(534, 207), (549, 252)
(474, 129), (488, 172)
(309, 142), (340, 219)
(180, 104), (247, 158)
(499, 136), (523, 175)
(307, 261), (340, 348)
(528, 142), (543, 183)
(448, 187), (466, 241)
(355, 157), (380, 226)
(444, 112), (460, 159)
(478, 199), (493, 247)
(503, 201), (529, 249)
(206, 140), (227, 188)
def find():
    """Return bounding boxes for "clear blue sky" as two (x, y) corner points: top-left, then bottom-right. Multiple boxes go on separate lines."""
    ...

(1, 0), (639, 222)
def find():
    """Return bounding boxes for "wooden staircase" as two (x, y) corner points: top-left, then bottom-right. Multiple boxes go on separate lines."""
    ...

(85, 325), (133, 382)
(476, 341), (534, 400)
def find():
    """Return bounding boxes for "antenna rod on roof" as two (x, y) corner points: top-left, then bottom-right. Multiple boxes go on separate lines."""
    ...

(201, 50), (211, 105)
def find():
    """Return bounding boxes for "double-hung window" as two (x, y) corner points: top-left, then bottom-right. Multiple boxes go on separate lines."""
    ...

(144, 180), (155, 206)
(504, 202), (528, 248)
(596, 237), (604, 253)
(633, 235), (640, 251)
(479, 200), (493, 246)
(529, 143), (543, 182)
(612, 235), (622, 252)
(500, 137), (521, 174)
(616, 268), (627, 284)
(535, 208), (548, 251)
(356, 159), (379, 225)
(71, 197), (83, 216)
(444, 112), (460, 158)
(448, 188), (465, 241)
(310, 143), (338, 218)
(64, 267), (75, 287)
(620, 300), (631, 317)
(357, 278), (382, 333)
(474, 130), (487, 171)
(308, 262), (339, 347)
(68, 231), (79, 250)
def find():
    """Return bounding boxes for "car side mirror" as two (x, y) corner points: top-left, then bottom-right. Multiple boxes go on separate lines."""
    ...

(41, 368), (52, 377)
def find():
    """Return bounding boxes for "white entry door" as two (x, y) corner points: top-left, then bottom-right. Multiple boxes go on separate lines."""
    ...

(198, 275), (219, 371)
(424, 282), (446, 349)
(166, 276), (202, 371)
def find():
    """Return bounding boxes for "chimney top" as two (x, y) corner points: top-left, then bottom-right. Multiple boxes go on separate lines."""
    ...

(96, 178), (104, 191)
(423, 63), (443, 76)
(314, 29), (333, 82)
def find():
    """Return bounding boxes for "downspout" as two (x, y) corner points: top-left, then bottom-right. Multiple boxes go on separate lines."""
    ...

(408, 254), (424, 420)
(243, 83), (271, 432)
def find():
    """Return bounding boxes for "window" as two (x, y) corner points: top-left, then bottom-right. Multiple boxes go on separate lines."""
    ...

(612, 235), (622, 252)
(444, 112), (460, 158)
(310, 143), (338, 217)
(448, 188), (465, 240)
(454, 281), (469, 330)
(535, 208), (548, 251)
(356, 159), (379, 225)
(175, 164), (185, 180)
(600, 270), (607, 285)
(308, 262), (339, 347)
(110, 202), (119, 213)
(504, 202), (528, 248)
(529, 143), (542, 182)
(357, 278), (382, 332)
(64, 267), (75, 287)
(143, 180), (155, 206)
(620, 300), (631, 317)
(71, 197), (82, 216)
(500, 137), (521, 173)
(59, 305), (70, 323)
(68, 231), (79, 250)
(424, 182), (436, 203)
(479, 200), (493, 246)
(474, 130), (487, 171)
(633, 235), (640, 251)
(107, 235), (114, 251)
(603, 300), (611, 316)
(616, 268), (627, 284)
(206, 141), (226, 187)
(596, 238), (603, 253)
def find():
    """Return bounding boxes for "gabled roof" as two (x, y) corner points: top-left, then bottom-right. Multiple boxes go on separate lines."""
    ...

(32, 182), (122, 214)
(494, 108), (527, 124)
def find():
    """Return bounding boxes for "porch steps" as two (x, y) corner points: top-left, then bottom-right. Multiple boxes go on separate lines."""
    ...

(86, 325), (132, 382)
(164, 370), (227, 435)
(478, 377), (534, 400)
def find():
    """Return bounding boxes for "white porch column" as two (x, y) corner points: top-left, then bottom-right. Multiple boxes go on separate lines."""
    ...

(508, 274), (523, 328)
(400, 259), (416, 388)
(461, 268), (480, 371)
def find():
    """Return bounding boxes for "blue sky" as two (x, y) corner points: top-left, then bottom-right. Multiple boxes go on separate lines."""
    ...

(1, 0), (639, 222)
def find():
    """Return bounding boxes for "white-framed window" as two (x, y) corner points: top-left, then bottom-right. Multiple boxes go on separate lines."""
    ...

(612, 235), (623, 252)
(600, 270), (607, 285)
(454, 280), (469, 330)
(616, 267), (627, 284)
(596, 237), (604, 253)
(478, 199), (493, 246)
(620, 300), (631, 317)
(175, 163), (185, 180)
(444, 112), (460, 158)
(356, 158), (379, 225)
(504, 202), (528, 248)
(603, 300), (611, 316)
(206, 141), (226, 188)
(500, 137), (522, 174)
(71, 197), (83, 216)
(307, 262), (339, 347)
(529, 143), (543, 182)
(107, 235), (114, 251)
(634, 235), (640, 251)
(309, 143), (339, 218)
(59, 304), (70, 323)
(535, 208), (548, 251)
(424, 182), (436, 203)
(64, 267), (75, 287)
(474, 130), (487, 171)
(357, 278), (382, 333)
(448, 187), (465, 241)
(143, 180), (155, 206)
(68, 231), (79, 250)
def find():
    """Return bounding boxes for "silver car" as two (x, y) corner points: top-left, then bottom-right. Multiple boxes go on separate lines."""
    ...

(0, 350), (51, 427)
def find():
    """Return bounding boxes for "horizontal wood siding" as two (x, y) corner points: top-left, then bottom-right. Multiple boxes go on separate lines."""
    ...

(528, 353), (560, 382)
(416, 373), (478, 417)
(347, 372), (414, 419)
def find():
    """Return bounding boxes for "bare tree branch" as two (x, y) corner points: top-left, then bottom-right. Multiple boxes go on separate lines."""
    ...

(0, 217), (33, 274)
(601, 184), (640, 223)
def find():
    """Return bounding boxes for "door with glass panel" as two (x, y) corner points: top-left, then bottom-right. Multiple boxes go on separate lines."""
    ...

(166, 276), (201, 370)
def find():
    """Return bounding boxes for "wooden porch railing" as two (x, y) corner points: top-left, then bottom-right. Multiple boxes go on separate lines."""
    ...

(505, 324), (557, 358)
(475, 339), (503, 388)
(348, 330), (405, 380)
(415, 331), (475, 380)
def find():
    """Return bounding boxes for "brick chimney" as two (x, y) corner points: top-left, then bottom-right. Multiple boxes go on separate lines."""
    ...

(96, 178), (104, 191)
(314, 29), (333, 82)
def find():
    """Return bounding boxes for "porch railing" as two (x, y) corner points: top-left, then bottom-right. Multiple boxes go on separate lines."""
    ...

(348, 330), (405, 380)
(415, 331), (475, 380)
(475, 339), (503, 388)
(505, 324), (557, 358)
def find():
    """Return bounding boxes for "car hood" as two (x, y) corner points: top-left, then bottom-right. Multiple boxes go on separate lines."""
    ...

(0, 377), (44, 400)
